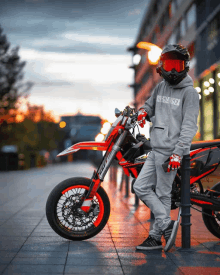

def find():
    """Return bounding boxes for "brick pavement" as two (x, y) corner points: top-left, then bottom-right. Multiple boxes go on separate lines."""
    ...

(0, 162), (220, 275)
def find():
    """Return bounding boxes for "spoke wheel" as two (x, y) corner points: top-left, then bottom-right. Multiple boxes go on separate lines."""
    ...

(56, 185), (104, 233)
(46, 177), (110, 241)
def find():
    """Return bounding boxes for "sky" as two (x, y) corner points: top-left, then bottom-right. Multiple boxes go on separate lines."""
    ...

(1, 0), (150, 122)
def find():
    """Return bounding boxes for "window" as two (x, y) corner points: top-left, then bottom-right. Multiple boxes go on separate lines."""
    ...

(201, 72), (215, 140)
(216, 67), (220, 137)
(171, 0), (177, 16)
(159, 6), (171, 33)
(164, 6), (170, 26)
(153, 2), (158, 15)
(151, 32), (157, 44)
(180, 18), (186, 37)
(144, 23), (150, 37)
(207, 12), (220, 50)
(175, 23), (181, 42)
(159, 15), (165, 32)
(167, 32), (176, 44)
(176, 0), (184, 7)
(141, 71), (150, 87)
(186, 4), (196, 29)
(141, 53), (146, 64)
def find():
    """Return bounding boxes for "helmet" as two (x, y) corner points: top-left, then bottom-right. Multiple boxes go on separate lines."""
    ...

(156, 44), (190, 85)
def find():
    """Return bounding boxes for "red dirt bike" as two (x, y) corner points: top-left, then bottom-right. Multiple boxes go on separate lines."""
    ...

(46, 106), (220, 240)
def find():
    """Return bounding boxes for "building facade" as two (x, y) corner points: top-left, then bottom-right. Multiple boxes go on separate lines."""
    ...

(130, 0), (220, 141)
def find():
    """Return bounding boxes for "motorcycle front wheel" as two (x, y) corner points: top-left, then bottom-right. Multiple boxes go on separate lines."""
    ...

(202, 182), (220, 239)
(46, 177), (110, 241)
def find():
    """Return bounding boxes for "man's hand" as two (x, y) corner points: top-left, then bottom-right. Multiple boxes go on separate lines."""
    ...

(137, 109), (148, 128)
(167, 154), (181, 172)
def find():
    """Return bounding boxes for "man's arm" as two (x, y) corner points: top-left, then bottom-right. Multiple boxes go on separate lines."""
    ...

(173, 88), (200, 158)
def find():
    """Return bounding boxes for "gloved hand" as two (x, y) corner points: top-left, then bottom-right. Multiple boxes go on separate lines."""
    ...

(137, 108), (148, 128)
(167, 154), (181, 172)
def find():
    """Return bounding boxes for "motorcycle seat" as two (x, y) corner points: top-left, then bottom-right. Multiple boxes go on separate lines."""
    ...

(190, 139), (220, 151)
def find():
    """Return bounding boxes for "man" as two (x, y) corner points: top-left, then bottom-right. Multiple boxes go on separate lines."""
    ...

(133, 44), (199, 252)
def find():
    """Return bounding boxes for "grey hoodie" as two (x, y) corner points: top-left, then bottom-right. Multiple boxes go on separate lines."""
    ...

(141, 75), (200, 157)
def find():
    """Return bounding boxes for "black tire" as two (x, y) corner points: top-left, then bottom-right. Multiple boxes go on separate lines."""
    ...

(46, 177), (110, 241)
(202, 182), (220, 239)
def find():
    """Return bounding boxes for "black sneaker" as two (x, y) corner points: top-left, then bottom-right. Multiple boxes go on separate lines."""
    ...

(163, 220), (179, 252)
(136, 236), (162, 250)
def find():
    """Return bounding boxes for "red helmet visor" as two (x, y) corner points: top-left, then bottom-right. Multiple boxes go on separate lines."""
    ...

(162, 60), (185, 72)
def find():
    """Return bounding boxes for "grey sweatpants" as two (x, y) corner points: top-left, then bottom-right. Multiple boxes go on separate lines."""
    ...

(133, 150), (177, 240)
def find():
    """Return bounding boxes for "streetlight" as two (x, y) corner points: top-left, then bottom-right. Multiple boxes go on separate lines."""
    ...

(59, 121), (66, 128)
(136, 42), (162, 65)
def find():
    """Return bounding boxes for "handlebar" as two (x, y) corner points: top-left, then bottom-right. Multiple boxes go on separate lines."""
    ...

(131, 113), (138, 123)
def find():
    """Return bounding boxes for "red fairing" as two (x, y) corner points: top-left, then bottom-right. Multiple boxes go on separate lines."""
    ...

(116, 151), (139, 178)
(57, 125), (125, 157)
(190, 147), (210, 158)
(57, 141), (108, 157)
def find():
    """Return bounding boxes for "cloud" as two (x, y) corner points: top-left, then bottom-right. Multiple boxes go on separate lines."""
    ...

(20, 49), (133, 85)
(29, 33), (132, 54)
(128, 9), (142, 16)
(63, 32), (133, 46)
(29, 82), (133, 122)
(20, 48), (134, 120)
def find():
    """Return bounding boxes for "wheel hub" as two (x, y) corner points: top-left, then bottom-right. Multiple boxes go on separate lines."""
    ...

(57, 190), (100, 231)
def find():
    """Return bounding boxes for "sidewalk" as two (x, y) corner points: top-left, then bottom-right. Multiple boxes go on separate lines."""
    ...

(104, 174), (220, 275)
(0, 163), (220, 274)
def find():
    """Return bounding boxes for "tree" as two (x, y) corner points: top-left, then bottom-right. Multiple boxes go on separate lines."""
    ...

(0, 25), (33, 122)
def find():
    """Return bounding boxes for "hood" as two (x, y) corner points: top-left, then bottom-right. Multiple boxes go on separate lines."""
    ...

(166, 74), (193, 89)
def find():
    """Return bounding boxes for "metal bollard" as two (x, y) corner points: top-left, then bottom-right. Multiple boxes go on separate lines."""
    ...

(134, 194), (139, 207)
(180, 154), (191, 249)
(120, 171), (124, 191)
(125, 175), (129, 198)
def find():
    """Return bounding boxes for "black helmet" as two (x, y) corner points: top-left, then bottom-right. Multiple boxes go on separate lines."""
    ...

(156, 44), (190, 85)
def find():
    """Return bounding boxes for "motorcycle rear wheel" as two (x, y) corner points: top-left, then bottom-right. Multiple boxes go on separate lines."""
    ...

(46, 177), (110, 241)
(202, 182), (220, 239)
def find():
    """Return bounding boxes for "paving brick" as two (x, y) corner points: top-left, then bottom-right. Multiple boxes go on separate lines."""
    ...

(3, 264), (64, 274)
(20, 243), (69, 252)
(178, 267), (220, 275)
(64, 265), (123, 274)
(118, 252), (171, 260)
(11, 257), (66, 265)
(0, 265), (7, 273)
(67, 252), (118, 259)
(122, 265), (183, 275)
(66, 257), (120, 266)
(15, 251), (68, 258)
(68, 245), (117, 253)
(26, 236), (68, 243)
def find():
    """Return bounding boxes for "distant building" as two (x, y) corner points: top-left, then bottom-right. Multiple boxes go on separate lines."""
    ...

(129, 0), (220, 140)
(60, 113), (102, 164)
(61, 112), (102, 143)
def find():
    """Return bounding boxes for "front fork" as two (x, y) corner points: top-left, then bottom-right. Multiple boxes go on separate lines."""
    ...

(80, 131), (128, 212)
